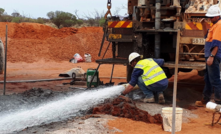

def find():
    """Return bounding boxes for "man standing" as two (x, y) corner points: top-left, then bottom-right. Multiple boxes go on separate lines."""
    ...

(121, 52), (168, 104)
(196, 5), (221, 106)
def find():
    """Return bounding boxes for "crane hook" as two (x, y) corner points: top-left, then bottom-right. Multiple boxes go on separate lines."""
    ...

(105, 0), (112, 19)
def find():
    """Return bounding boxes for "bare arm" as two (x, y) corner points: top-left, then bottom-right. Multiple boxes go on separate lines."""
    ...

(201, 19), (209, 37)
(122, 84), (134, 95)
(207, 46), (218, 66)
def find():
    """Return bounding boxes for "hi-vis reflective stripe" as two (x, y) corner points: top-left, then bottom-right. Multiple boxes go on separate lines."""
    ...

(143, 71), (164, 81)
(143, 65), (159, 77)
(185, 22), (213, 30)
(135, 64), (144, 68)
(108, 21), (132, 28)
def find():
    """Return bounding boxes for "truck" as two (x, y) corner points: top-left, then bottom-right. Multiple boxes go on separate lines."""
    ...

(96, 0), (219, 82)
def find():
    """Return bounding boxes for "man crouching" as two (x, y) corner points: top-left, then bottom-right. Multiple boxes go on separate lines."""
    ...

(121, 52), (168, 104)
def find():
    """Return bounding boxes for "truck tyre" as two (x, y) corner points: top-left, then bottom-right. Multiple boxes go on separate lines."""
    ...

(0, 39), (4, 74)
(127, 65), (133, 83)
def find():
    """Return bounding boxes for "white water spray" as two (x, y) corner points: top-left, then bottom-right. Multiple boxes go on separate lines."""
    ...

(0, 85), (125, 133)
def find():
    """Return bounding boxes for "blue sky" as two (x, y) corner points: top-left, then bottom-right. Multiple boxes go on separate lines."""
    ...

(1, 0), (127, 19)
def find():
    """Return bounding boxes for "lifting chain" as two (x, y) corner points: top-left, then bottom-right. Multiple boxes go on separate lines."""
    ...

(104, 0), (112, 19)
(99, 0), (111, 56)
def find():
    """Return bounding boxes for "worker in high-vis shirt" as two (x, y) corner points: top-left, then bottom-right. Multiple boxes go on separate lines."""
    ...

(121, 52), (168, 104)
(196, 5), (221, 106)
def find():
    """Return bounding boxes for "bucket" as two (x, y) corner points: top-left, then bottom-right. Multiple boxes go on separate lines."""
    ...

(161, 107), (183, 132)
(84, 53), (91, 62)
(138, 0), (146, 6)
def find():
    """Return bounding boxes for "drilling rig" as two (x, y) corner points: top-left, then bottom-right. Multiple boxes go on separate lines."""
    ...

(96, 0), (220, 82)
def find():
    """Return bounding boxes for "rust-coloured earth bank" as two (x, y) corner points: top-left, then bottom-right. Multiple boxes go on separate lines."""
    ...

(0, 22), (111, 63)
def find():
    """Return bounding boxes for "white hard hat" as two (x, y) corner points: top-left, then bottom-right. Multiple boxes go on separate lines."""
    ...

(128, 52), (140, 64)
(206, 5), (221, 17)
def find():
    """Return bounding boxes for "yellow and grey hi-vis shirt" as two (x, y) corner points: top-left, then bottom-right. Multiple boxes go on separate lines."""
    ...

(132, 58), (167, 86)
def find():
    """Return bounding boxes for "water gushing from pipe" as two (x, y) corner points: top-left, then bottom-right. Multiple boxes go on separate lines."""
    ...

(0, 85), (125, 133)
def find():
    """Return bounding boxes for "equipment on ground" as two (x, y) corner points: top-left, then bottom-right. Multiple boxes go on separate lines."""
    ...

(59, 66), (86, 79)
(84, 53), (92, 62)
(86, 68), (100, 88)
(162, 107), (183, 132)
(59, 67), (86, 85)
(206, 102), (221, 126)
(96, 0), (221, 82)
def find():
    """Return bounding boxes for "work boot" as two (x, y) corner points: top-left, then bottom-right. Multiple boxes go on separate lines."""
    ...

(214, 98), (221, 105)
(143, 96), (155, 103)
(158, 93), (165, 104)
(195, 99), (209, 107)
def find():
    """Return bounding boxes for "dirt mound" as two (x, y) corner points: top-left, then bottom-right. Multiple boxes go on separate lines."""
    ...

(0, 22), (111, 63)
(12, 24), (78, 39)
(93, 95), (162, 124)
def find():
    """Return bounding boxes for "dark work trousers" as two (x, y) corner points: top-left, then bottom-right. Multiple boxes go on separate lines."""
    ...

(137, 76), (168, 99)
(203, 57), (221, 104)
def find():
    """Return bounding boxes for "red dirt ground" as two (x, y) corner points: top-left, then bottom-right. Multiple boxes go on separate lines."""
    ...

(0, 22), (220, 133)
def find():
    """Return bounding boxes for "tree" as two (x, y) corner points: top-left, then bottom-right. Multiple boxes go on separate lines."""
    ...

(12, 17), (21, 23)
(63, 20), (76, 27)
(36, 17), (45, 24)
(47, 11), (54, 19)
(0, 8), (4, 16)
(47, 11), (77, 28)
(99, 17), (106, 26)
(83, 10), (105, 26)
(11, 11), (20, 17)
(1, 15), (13, 22)
(0, 8), (5, 21)
(76, 19), (83, 25)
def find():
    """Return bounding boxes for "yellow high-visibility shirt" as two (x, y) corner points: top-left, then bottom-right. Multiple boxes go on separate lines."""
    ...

(135, 58), (167, 86)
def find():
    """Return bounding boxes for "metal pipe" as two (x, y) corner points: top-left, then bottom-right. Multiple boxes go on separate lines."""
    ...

(0, 78), (73, 83)
(3, 25), (8, 95)
(171, 30), (180, 134)
(155, 34), (160, 58)
(90, 41), (112, 88)
(155, 0), (161, 58)
(102, 42), (111, 59)
(110, 64), (115, 83)
(155, 0), (161, 30)
(0, 77), (127, 83)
